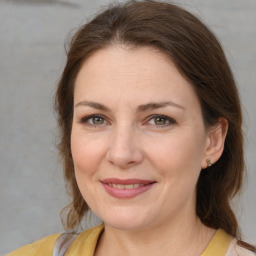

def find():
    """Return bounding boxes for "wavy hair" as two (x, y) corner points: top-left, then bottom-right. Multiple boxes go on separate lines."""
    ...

(55, 0), (251, 247)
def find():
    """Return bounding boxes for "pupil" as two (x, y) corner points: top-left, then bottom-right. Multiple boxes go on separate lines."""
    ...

(93, 117), (103, 124)
(155, 117), (166, 125)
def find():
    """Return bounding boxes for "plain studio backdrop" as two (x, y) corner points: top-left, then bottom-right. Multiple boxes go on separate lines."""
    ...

(0, 0), (255, 254)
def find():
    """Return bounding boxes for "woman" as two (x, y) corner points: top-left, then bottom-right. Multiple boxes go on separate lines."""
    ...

(7, 1), (255, 255)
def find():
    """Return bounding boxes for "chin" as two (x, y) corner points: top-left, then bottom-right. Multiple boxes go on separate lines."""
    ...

(97, 209), (156, 231)
(105, 220), (151, 231)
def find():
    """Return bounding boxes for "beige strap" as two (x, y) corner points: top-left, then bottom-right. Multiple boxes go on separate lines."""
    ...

(226, 239), (256, 256)
(52, 232), (78, 256)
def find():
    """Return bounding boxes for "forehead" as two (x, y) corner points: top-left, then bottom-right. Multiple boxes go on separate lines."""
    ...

(74, 45), (200, 110)
(77, 45), (174, 82)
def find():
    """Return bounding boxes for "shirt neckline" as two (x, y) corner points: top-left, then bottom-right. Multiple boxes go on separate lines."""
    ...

(68, 225), (232, 256)
(201, 229), (232, 256)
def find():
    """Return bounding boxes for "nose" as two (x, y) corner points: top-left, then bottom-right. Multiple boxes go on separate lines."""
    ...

(106, 125), (144, 169)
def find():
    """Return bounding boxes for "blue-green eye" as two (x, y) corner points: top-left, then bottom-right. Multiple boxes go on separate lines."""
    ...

(147, 115), (175, 126)
(80, 115), (107, 126)
(90, 116), (105, 125)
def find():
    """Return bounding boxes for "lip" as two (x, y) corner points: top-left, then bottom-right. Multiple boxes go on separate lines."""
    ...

(101, 178), (156, 198)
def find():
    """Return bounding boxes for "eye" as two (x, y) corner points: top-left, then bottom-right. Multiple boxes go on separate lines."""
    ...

(80, 115), (107, 126)
(147, 115), (175, 127)
(90, 116), (105, 125)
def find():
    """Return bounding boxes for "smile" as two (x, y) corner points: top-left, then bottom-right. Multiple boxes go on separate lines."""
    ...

(107, 183), (146, 189)
(101, 178), (155, 198)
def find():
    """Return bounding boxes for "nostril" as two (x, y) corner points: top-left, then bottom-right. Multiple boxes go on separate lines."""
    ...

(106, 149), (143, 168)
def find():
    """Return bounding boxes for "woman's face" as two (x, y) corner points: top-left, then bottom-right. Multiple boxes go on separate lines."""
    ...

(71, 46), (211, 231)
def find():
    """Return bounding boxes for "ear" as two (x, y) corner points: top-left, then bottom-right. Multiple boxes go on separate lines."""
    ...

(201, 117), (228, 169)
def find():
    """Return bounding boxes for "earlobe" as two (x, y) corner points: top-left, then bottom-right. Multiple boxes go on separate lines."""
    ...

(201, 117), (228, 169)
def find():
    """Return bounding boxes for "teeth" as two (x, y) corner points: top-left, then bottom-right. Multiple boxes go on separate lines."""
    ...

(108, 184), (145, 189)
(125, 184), (134, 189)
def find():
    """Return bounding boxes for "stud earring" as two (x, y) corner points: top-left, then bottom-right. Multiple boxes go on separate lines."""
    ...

(206, 159), (212, 167)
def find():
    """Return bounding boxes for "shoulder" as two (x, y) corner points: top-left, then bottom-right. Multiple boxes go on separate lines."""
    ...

(202, 229), (255, 256)
(65, 224), (104, 255)
(5, 225), (104, 256)
(5, 234), (60, 256)
(226, 239), (256, 256)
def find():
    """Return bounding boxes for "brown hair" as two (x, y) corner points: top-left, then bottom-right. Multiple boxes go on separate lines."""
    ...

(55, 0), (250, 245)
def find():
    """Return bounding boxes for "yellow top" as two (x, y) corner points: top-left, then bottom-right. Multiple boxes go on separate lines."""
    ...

(201, 229), (232, 256)
(6, 225), (233, 256)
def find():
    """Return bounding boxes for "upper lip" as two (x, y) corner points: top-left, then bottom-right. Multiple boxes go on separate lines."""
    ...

(101, 178), (155, 185)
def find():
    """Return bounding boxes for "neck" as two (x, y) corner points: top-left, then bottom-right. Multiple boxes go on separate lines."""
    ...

(95, 215), (216, 256)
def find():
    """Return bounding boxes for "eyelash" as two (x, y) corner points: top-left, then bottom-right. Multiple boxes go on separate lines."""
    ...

(79, 114), (108, 127)
(79, 114), (176, 128)
(146, 114), (176, 127)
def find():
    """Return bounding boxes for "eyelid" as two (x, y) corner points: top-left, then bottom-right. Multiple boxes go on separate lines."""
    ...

(145, 114), (176, 126)
(79, 114), (109, 126)
(78, 114), (175, 128)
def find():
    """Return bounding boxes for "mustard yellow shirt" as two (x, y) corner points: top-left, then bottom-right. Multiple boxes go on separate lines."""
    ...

(5, 225), (249, 256)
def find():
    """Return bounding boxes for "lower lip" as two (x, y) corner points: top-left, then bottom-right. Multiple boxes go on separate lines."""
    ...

(102, 183), (154, 198)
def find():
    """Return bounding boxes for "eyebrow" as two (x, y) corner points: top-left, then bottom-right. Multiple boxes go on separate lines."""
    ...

(136, 101), (185, 112)
(74, 101), (110, 111)
(74, 100), (184, 112)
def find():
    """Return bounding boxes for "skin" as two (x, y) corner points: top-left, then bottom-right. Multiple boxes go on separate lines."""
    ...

(71, 45), (228, 256)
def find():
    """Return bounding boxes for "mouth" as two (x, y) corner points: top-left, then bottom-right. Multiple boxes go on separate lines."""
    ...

(107, 183), (146, 189)
(100, 178), (155, 198)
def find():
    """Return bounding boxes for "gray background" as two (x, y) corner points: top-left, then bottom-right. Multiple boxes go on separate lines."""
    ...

(0, 0), (255, 254)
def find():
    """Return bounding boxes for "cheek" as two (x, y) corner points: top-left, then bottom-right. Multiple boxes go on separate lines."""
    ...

(71, 130), (108, 205)
(71, 129), (107, 177)
(147, 131), (206, 179)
